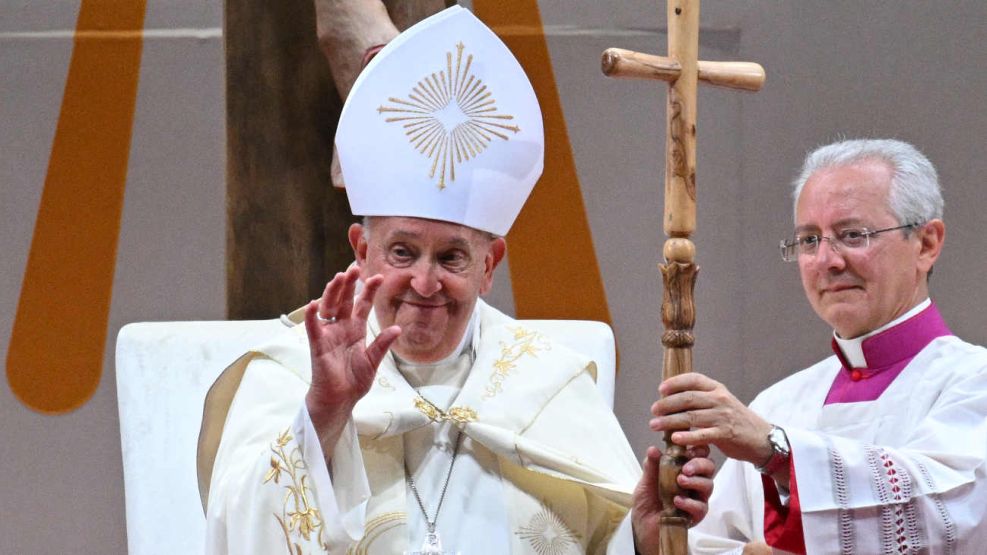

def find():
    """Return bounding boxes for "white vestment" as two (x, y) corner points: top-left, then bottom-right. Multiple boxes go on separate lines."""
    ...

(202, 300), (642, 554)
(690, 335), (987, 554)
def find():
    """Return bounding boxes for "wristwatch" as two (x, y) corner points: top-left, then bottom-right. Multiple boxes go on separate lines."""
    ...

(755, 425), (791, 475)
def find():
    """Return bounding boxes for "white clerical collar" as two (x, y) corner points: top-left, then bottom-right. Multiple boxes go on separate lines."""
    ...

(834, 298), (931, 368)
(393, 305), (480, 389)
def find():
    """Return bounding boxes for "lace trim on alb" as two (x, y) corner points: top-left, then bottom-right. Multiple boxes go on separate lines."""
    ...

(829, 443), (855, 554)
(866, 446), (899, 553)
(917, 461), (956, 555)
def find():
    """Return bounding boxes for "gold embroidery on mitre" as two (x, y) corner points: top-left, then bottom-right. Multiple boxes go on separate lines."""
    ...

(263, 429), (329, 552)
(413, 395), (478, 424)
(516, 502), (582, 555)
(378, 41), (521, 190)
(483, 327), (551, 399)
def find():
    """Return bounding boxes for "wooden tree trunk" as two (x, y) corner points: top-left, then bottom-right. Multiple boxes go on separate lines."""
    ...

(225, 0), (352, 319)
(225, 0), (450, 319)
(383, 0), (451, 29)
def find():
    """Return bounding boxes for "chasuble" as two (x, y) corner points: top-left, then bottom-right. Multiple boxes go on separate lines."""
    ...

(202, 300), (642, 554)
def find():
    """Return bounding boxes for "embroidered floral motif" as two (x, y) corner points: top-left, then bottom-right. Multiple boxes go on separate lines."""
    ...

(483, 327), (551, 399)
(264, 429), (328, 553)
(516, 503), (582, 555)
(413, 396), (478, 424)
(414, 396), (442, 422)
(447, 406), (478, 424)
(377, 375), (396, 391)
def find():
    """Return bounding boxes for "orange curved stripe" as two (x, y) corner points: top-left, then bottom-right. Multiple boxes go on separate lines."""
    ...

(6, 0), (147, 414)
(472, 1), (612, 324)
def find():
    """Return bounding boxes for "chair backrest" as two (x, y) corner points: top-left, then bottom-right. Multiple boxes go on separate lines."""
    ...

(523, 319), (616, 406)
(115, 318), (615, 555)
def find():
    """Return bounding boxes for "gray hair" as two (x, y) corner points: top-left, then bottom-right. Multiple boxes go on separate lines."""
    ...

(791, 139), (943, 225)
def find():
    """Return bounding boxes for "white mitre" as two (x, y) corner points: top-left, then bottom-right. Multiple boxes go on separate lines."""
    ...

(335, 5), (544, 236)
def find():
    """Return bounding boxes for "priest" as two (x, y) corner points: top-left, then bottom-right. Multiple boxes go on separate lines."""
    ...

(653, 139), (987, 553)
(198, 7), (713, 554)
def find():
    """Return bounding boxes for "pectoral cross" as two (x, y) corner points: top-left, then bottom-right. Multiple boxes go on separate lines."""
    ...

(600, 2), (765, 554)
(406, 529), (460, 555)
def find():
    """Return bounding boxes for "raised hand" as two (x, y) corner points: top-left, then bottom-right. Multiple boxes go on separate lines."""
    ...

(304, 265), (401, 459)
(631, 445), (715, 554)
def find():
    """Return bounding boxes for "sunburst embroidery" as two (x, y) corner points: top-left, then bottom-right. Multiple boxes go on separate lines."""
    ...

(378, 41), (521, 190)
(516, 504), (581, 555)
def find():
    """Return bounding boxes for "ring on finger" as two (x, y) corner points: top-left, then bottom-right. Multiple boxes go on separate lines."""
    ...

(316, 313), (337, 324)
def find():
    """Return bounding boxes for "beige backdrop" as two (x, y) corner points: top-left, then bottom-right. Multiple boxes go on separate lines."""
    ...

(2, 1), (986, 552)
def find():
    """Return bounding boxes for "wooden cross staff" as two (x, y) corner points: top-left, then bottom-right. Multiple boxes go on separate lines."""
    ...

(600, 1), (765, 553)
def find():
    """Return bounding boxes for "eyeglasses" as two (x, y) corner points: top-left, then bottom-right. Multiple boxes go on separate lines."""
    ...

(780, 223), (921, 262)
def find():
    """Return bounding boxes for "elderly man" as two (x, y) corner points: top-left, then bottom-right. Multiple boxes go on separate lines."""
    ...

(656, 139), (987, 553)
(199, 7), (712, 554)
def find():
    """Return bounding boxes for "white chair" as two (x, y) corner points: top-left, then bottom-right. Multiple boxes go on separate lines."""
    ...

(115, 317), (615, 555)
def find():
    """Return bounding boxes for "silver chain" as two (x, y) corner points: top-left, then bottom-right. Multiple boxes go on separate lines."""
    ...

(405, 428), (464, 534)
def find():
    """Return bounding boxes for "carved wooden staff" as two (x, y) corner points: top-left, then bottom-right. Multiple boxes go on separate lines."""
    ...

(600, 1), (764, 553)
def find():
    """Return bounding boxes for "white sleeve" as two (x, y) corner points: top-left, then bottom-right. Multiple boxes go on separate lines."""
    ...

(204, 356), (371, 555)
(297, 404), (371, 546)
(689, 457), (764, 555)
(789, 367), (987, 554)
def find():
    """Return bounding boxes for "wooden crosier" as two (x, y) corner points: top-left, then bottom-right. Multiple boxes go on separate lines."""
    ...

(600, 1), (765, 553)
